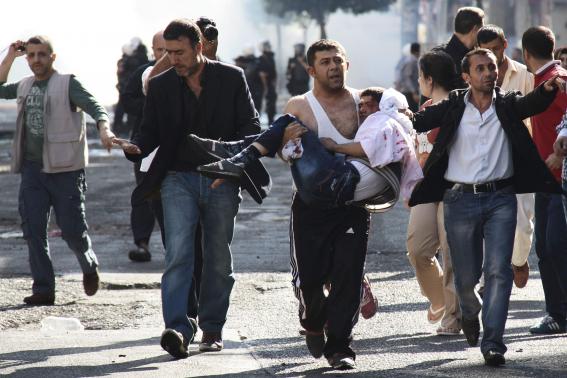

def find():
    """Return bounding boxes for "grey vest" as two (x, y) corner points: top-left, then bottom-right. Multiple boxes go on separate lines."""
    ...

(12, 72), (87, 173)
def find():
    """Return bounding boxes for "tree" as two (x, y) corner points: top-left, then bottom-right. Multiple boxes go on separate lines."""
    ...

(262, 0), (396, 39)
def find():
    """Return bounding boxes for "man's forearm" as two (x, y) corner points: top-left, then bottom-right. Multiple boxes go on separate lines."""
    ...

(334, 142), (366, 158)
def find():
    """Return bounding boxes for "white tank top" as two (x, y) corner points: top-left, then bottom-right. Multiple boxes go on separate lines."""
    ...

(305, 88), (360, 142)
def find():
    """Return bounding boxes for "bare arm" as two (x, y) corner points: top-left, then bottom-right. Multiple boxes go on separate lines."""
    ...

(0, 41), (25, 83)
(319, 138), (367, 158)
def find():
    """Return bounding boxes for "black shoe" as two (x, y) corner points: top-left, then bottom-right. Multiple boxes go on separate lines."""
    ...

(187, 134), (244, 162)
(461, 316), (480, 347)
(160, 328), (189, 358)
(197, 159), (246, 180)
(128, 245), (151, 262)
(199, 331), (223, 352)
(483, 349), (505, 367)
(327, 352), (356, 370)
(305, 330), (325, 359)
(23, 293), (55, 306)
(83, 269), (100, 296)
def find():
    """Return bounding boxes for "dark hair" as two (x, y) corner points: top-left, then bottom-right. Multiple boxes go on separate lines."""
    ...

(419, 51), (457, 92)
(522, 26), (555, 60)
(477, 24), (505, 45)
(454, 7), (484, 34)
(306, 39), (347, 67)
(554, 46), (567, 59)
(461, 48), (496, 74)
(410, 42), (420, 55)
(26, 35), (53, 53)
(163, 19), (201, 47)
(196, 16), (218, 41)
(360, 87), (385, 105)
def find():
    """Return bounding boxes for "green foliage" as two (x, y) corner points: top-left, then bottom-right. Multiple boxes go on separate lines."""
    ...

(262, 0), (395, 38)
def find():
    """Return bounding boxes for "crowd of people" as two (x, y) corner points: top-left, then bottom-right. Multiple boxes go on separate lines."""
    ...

(1, 4), (566, 372)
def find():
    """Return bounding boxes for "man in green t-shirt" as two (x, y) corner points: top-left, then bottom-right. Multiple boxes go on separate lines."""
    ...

(0, 36), (115, 306)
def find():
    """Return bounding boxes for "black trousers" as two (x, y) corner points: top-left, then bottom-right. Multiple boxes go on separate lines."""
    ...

(264, 83), (277, 124)
(131, 162), (161, 245)
(290, 193), (369, 359)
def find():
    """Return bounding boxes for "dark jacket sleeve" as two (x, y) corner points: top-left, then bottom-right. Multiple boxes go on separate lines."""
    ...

(511, 83), (558, 121)
(120, 64), (147, 117)
(233, 69), (261, 138)
(124, 80), (160, 162)
(412, 96), (454, 133)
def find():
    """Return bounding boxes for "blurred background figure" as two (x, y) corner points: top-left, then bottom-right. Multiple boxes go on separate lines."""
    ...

(394, 42), (420, 112)
(196, 17), (220, 60)
(234, 45), (263, 113)
(258, 40), (277, 124)
(555, 46), (567, 69)
(286, 43), (309, 96)
(113, 38), (149, 136)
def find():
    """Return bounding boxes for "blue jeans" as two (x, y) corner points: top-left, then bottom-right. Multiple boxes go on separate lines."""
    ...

(253, 114), (359, 207)
(19, 160), (98, 295)
(160, 171), (241, 341)
(534, 191), (567, 325)
(443, 188), (517, 354)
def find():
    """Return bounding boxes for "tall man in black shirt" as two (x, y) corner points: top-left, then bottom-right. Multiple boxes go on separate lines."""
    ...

(114, 18), (260, 358)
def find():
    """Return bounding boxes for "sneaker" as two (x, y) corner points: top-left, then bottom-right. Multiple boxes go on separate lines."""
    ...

(187, 134), (244, 161)
(83, 269), (100, 296)
(199, 331), (223, 352)
(304, 330), (325, 359)
(512, 262), (529, 288)
(529, 315), (566, 334)
(483, 349), (505, 367)
(360, 275), (378, 319)
(461, 316), (480, 346)
(23, 293), (55, 306)
(327, 353), (356, 370)
(160, 328), (189, 358)
(197, 159), (245, 181)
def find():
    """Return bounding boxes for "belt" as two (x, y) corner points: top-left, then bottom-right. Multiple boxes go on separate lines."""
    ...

(450, 177), (514, 194)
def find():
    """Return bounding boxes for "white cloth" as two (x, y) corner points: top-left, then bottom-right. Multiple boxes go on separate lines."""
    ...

(281, 139), (303, 161)
(445, 91), (513, 184)
(140, 148), (158, 172)
(354, 88), (423, 201)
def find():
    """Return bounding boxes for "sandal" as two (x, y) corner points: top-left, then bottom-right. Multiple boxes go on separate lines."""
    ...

(427, 304), (445, 324)
(436, 326), (461, 335)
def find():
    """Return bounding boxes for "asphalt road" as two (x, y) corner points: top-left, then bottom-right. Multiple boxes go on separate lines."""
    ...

(1, 144), (566, 377)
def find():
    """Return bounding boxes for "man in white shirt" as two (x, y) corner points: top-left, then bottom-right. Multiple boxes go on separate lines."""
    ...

(477, 24), (535, 289)
(409, 48), (564, 366)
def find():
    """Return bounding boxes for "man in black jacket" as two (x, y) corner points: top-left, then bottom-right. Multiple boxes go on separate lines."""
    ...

(114, 18), (260, 358)
(409, 48), (564, 367)
(432, 6), (484, 89)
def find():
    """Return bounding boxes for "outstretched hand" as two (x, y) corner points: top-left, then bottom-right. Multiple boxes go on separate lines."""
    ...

(112, 138), (141, 154)
(543, 74), (567, 93)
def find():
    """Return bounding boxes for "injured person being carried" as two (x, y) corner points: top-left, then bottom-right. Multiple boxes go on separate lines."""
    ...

(190, 88), (423, 211)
